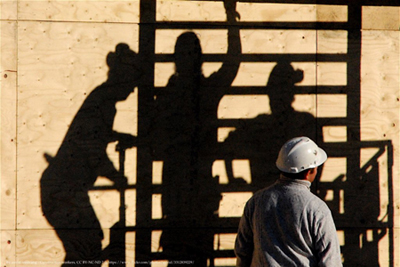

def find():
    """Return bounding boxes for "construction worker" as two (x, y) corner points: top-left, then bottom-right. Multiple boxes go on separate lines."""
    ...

(235, 136), (342, 266)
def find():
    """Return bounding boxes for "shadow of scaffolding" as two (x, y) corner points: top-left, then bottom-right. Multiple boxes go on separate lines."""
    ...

(85, 1), (398, 266)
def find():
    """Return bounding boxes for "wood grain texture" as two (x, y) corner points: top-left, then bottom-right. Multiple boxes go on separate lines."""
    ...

(0, 1), (399, 266)
(394, 229), (400, 266)
(360, 29), (400, 229)
(156, 29), (228, 54)
(1, 21), (17, 230)
(89, 187), (136, 227)
(241, 30), (316, 54)
(218, 95), (270, 119)
(237, 3), (317, 22)
(157, 0), (225, 22)
(361, 30), (399, 141)
(0, 0), (17, 20)
(14, 228), (136, 266)
(18, 0), (140, 23)
(16, 230), (64, 266)
(231, 62), (273, 86)
(1, 230), (16, 267)
(320, 157), (347, 183)
(317, 30), (348, 54)
(317, 63), (347, 86)
(362, 6), (400, 30)
(230, 62), (316, 87)
(317, 94), (347, 118)
(219, 192), (252, 218)
(322, 126), (347, 142)
(125, 231), (135, 267)
(214, 257), (236, 267)
(156, 2), (346, 23)
(214, 233), (236, 251)
(316, 5), (348, 22)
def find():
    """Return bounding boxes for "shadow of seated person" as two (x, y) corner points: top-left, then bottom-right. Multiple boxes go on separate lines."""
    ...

(224, 61), (317, 190)
(40, 43), (141, 267)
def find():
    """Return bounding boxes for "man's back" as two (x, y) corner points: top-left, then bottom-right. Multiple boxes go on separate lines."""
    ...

(235, 176), (342, 267)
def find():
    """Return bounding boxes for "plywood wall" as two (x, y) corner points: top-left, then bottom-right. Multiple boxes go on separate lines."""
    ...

(360, 7), (400, 266)
(1, 1), (399, 266)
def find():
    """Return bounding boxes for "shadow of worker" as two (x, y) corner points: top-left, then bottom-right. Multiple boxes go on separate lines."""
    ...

(224, 60), (318, 190)
(40, 43), (141, 266)
(151, 1), (241, 266)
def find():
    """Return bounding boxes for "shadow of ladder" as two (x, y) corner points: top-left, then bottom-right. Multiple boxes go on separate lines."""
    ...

(103, 145), (127, 267)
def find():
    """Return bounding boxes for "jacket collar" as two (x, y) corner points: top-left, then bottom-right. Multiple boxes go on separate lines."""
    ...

(278, 174), (311, 190)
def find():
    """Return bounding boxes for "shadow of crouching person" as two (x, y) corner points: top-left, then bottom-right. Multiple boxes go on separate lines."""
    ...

(40, 43), (141, 267)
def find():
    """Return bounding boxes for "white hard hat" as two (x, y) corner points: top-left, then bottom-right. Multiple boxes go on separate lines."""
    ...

(276, 136), (327, 173)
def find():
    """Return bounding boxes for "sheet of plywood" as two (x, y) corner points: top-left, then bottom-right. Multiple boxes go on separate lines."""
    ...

(361, 30), (399, 142)
(1, 20), (17, 230)
(361, 29), (400, 233)
(15, 229), (135, 266)
(4, 1), (400, 266)
(16, 21), (139, 229)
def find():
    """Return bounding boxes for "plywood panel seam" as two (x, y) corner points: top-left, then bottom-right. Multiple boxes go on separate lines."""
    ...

(15, 18), (20, 234)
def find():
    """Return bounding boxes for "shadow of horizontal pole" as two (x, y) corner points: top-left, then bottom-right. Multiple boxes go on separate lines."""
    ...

(195, 0), (399, 6)
(155, 53), (348, 63)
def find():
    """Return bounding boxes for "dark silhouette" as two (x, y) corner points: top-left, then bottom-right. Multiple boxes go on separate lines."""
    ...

(151, 1), (241, 265)
(224, 60), (318, 189)
(40, 43), (141, 266)
(134, 2), (394, 266)
(317, 141), (393, 267)
(36, 1), (396, 266)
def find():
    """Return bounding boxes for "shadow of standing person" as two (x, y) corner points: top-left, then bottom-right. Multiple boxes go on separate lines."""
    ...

(224, 60), (318, 190)
(40, 43), (141, 266)
(152, 1), (241, 266)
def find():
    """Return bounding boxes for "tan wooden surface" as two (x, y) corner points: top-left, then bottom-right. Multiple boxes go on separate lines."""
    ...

(1, 230), (15, 267)
(360, 27), (399, 231)
(1, 1), (399, 266)
(1, 19), (17, 230)
(18, 0), (140, 23)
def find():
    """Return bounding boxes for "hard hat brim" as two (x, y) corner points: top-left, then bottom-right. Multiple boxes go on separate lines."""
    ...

(315, 147), (328, 167)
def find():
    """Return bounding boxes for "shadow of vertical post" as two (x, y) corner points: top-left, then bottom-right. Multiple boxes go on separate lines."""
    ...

(344, 3), (363, 266)
(127, 1), (398, 266)
(136, 0), (156, 265)
(387, 142), (394, 267)
(108, 146), (127, 267)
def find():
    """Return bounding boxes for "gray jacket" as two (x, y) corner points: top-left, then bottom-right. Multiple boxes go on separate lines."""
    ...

(235, 176), (342, 267)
